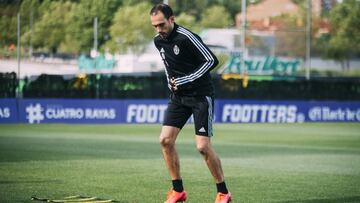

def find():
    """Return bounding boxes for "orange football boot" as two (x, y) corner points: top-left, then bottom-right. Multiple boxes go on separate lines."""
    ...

(215, 192), (232, 203)
(164, 189), (187, 203)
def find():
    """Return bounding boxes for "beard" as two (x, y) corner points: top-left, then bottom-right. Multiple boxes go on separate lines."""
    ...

(159, 26), (173, 39)
(159, 32), (168, 39)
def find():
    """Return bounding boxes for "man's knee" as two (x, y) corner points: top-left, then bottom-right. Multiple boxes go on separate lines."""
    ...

(159, 126), (179, 147)
(160, 134), (175, 147)
(196, 142), (210, 155)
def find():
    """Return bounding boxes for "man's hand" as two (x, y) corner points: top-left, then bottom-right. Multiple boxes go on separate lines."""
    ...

(170, 77), (178, 92)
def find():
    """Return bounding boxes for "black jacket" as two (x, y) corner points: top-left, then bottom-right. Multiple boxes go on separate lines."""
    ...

(154, 23), (219, 97)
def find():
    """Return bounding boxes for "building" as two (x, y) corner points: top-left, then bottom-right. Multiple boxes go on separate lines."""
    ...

(235, 0), (300, 29)
(235, 0), (332, 35)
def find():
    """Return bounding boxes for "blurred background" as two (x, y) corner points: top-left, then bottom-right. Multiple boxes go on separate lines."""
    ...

(0, 0), (359, 115)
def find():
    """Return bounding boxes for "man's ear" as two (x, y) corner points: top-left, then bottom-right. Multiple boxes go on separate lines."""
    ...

(169, 16), (175, 23)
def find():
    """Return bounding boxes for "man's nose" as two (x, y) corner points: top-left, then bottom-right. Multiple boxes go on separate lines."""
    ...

(156, 26), (162, 33)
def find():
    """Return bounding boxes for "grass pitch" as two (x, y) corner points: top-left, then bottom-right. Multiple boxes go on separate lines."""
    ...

(0, 123), (359, 203)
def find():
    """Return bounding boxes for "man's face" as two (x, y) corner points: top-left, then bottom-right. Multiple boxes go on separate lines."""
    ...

(150, 11), (174, 39)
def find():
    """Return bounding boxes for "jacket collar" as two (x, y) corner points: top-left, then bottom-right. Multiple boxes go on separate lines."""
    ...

(165, 23), (178, 41)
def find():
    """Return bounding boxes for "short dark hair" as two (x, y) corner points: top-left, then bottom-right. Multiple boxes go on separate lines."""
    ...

(150, 4), (174, 19)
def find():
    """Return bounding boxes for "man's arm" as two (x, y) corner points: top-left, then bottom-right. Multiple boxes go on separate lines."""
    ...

(154, 39), (173, 91)
(173, 27), (218, 88)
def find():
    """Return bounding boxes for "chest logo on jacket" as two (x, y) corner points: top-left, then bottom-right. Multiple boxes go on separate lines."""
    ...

(173, 45), (180, 55)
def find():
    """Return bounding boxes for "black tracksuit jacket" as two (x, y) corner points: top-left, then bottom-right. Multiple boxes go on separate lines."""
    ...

(154, 23), (219, 97)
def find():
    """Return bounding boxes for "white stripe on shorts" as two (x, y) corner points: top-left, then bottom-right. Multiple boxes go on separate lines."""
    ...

(205, 96), (213, 137)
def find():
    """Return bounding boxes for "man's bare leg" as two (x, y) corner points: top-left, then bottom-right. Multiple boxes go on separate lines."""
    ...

(195, 136), (224, 183)
(196, 136), (231, 202)
(160, 125), (182, 180)
(160, 126), (187, 203)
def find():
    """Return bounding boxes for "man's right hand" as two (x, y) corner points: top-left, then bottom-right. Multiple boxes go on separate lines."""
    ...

(170, 77), (178, 92)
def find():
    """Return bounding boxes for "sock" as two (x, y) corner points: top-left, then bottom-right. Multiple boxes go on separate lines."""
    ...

(216, 181), (228, 194)
(172, 179), (184, 192)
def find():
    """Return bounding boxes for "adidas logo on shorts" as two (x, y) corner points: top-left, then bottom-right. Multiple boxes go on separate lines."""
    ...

(198, 127), (206, 133)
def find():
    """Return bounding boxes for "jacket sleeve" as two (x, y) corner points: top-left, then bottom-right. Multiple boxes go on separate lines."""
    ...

(154, 39), (173, 91)
(174, 28), (218, 87)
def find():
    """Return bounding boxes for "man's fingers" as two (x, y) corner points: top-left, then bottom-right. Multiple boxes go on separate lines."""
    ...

(170, 77), (176, 84)
(170, 77), (178, 91)
(170, 77), (177, 87)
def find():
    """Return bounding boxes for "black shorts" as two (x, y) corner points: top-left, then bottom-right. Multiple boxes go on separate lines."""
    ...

(163, 93), (214, 137)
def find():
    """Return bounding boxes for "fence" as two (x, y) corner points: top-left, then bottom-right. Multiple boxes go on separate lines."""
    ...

(1, 72), (360, 100)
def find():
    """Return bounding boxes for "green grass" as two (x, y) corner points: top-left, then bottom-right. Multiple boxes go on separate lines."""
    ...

(0, 123), (360, 203)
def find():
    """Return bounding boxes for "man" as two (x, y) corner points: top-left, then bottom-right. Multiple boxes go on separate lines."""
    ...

(150, 4), (232, 203)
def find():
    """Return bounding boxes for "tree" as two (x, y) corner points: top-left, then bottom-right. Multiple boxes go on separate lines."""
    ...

(29, 1), (76, 54)
(176, 13), (200, 33)
(19, 0), (43, 54)
(221, 0), (243, 21)
(327, 0), (360, 71)
(0, 2), (20, 48)
(0, 14), (17, 48)
(68, 0), (122, 54)
(173, 0), (208, 20)
(201, 5), (231, 28)
(106, 2), (154, 54)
